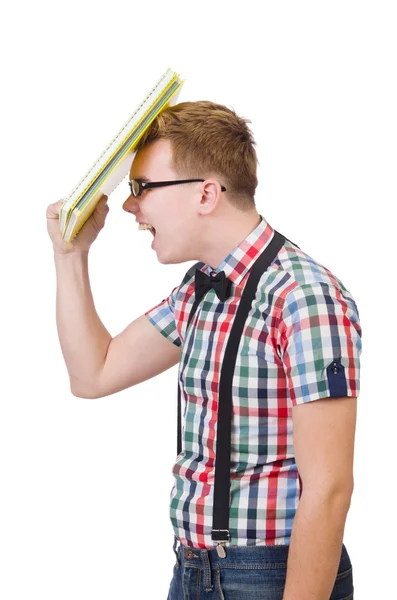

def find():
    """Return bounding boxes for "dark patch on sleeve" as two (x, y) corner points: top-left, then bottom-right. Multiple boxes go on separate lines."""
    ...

(326, 358), (348, 397)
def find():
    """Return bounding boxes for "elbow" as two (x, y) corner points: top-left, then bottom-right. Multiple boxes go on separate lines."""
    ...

(303, 477), (354, 510)
(70, 382), (98, 399)
(335, 477), (354, 507)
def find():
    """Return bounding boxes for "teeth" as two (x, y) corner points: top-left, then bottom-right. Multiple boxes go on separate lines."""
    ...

(139, 223), (155, 232)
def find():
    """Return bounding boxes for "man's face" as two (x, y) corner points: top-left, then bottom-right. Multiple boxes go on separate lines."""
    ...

(122, 138), (204, 264)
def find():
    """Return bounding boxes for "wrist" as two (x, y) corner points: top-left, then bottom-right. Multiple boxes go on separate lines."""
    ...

(53, 249), (90, 260)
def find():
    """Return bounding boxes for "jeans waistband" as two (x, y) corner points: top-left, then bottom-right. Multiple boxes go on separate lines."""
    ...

(172, 536), (352, 596)
(173, 535), (351, 571)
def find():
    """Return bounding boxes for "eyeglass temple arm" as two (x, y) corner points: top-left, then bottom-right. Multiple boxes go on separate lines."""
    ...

(141, 180), (227, 191)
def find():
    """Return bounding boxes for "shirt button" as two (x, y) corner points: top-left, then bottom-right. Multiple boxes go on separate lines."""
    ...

(210, 270), (217, 277)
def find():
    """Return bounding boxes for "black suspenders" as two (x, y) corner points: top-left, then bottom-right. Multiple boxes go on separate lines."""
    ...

(176, 229), (297, 557)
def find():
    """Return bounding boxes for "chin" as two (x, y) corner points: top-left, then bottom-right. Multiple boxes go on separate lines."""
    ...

(154, 236), (194, 265)
(156, 250), (189, 266)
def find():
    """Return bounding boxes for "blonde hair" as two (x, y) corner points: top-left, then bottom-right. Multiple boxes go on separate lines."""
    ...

(134, 100), (259, 211)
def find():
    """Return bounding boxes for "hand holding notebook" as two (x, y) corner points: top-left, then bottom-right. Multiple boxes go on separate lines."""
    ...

(47, 195), (109, 255)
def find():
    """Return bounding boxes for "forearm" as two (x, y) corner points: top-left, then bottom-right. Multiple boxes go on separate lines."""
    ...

(282, 490), (351, 600)
(54, 251), (112, 396)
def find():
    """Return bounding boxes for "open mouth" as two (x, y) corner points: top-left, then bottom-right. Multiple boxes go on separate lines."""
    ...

(138, 223), (156, 236)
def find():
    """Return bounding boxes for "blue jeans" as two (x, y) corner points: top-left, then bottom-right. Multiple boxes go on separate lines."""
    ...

(167, 536), (353, 599)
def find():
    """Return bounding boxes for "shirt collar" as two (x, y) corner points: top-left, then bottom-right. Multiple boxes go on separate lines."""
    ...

(201, 214), (275, 286)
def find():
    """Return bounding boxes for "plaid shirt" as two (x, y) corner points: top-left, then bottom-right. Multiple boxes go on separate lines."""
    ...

(144, 215), (362, 549)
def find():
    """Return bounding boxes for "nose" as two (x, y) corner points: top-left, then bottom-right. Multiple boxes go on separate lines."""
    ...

(122, 194), (140, 214)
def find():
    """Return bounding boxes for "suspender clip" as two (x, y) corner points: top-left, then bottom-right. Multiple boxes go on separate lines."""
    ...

(212, 529), (230, 558)
(216, 542), (227, 558)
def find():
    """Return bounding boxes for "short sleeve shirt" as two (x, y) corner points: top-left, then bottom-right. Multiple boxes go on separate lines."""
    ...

(144, 214), (362, 549)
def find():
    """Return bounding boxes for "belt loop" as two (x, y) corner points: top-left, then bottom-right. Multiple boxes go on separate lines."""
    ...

(200, 549), (213, 592)
(173, 535), (181, 565)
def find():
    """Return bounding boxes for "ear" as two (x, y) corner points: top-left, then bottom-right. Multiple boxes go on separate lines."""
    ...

(199, 179), (224, 213)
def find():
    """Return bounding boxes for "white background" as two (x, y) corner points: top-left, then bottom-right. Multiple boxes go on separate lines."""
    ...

(1, 1), (395, 598)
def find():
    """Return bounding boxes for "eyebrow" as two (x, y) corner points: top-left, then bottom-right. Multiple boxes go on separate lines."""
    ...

(129, 175), (151, 182)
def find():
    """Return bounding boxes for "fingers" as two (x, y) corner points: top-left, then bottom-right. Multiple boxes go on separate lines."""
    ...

(47, 195), (109, 221)
(96, 195), (109, 213)
(46, 199), (66, 218)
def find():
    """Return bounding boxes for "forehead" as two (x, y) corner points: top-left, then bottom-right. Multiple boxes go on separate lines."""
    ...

(129, 138), (174, 180)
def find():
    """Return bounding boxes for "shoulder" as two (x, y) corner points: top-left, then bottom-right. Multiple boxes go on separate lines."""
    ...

(272, 239), (359, 312)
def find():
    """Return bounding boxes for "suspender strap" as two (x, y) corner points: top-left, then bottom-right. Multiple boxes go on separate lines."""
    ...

(176, 229), (288, 548)
(211, 230), (286, 545)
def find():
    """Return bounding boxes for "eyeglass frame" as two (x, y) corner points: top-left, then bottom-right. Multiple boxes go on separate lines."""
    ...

(128, 178), (227, 198)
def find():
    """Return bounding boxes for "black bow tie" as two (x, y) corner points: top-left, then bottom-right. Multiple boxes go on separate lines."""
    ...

(194, 269), (232, 302)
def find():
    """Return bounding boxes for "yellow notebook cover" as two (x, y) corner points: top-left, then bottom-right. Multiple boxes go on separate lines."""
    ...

(60, 68), (184, 243)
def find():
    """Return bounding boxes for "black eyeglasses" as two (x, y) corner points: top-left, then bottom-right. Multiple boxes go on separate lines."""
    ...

(128, 178), (227, 198)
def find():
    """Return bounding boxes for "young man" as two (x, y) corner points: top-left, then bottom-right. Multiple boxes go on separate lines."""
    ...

(47, 101), (361, 599)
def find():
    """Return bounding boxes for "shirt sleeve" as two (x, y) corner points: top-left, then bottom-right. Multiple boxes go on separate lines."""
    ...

(278, 281), (362, 406)
(144, 284), (182, 347)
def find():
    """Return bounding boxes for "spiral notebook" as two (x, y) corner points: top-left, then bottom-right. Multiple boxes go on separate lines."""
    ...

(59, 67), (184, 243)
